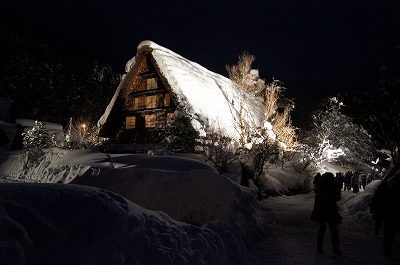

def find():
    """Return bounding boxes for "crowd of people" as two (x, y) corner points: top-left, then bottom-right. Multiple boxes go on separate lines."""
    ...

(312, 170), (399, 259)
(334, 171), (384, 193)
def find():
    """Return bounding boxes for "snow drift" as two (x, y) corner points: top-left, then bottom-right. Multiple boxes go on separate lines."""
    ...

(71, 167), (267, 242)
(0, 183), (245, 265)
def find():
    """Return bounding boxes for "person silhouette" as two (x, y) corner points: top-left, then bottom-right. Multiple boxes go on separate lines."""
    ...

(313, 172), (322, 193)
(310, 172), (342, 254)
(370, 172), (400, 258)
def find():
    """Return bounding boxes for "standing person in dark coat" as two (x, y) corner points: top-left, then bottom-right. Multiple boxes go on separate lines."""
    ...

(313, 172), (322, 193)
(370, 172), (400, 258)
(351, 171), (360, 193)
(336, 172), (344, 191)
(343, 171), (351, 191)
(310, 172), (342, 254)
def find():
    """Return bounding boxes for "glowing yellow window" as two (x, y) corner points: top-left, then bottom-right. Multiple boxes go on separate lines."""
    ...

(147, 77), (158, 90)
(164, 93), (171, 106)
(146, 95), (157, 108)
(131, 97), (139, 110)
(145, 114), (156, 128)
(167, 112), (174, 122)
(126, 116), (136, 129)
(139, 96), (146, 109)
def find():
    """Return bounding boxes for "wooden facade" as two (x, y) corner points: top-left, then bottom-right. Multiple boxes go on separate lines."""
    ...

(99, 47), (178, 145)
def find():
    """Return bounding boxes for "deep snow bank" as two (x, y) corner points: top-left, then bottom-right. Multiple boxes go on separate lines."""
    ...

(71, 167), (268, 242)
(0, 148), (268, 242)
(0, 148), (84, 183)
(0, 183), (245, 265)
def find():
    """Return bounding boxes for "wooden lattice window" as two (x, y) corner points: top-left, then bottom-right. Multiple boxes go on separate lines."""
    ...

(147, 77), (158, 90)
(156, 112), (166, 129)
(126, 116), (136, 129)
(146, 95), (157, 108)
(164, 93), (171, 106)
(138, 96), (146, 109)
(130, 97), (139, 110)
(167, 112), (175, 123)
(145, 114), (156, 128)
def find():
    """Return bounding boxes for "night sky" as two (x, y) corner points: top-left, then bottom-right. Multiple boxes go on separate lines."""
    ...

(1, 0), (400, 122)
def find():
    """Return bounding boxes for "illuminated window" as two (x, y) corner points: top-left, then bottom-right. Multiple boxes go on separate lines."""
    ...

(139, 96), (146, 109)
(146, 95), (157, 108)
(167, 112), (174, 122)
(131, 97), (139, 110)
(156, 112), (166, 129)
(126, 116), (136, 129)
(164, 93), (171, 106)
(145, 114), (156, 128)
(147, 77), (158, 90)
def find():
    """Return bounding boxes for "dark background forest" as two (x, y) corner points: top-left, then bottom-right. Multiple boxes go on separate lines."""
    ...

(0, 31), (119, 127)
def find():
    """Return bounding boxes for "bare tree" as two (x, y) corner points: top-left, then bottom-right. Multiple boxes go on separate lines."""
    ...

(263, 80), (298, 150)
(226, 52), (265, 147)
(226, 52), (299, 198)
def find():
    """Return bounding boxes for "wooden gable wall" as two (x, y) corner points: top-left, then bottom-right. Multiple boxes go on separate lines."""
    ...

(114, 52), (177, 144)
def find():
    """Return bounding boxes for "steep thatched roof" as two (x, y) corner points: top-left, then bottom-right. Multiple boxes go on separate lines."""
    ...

(98, 40), (263, 139)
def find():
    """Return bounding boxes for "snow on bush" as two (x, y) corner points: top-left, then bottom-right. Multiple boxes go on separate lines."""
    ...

(265, 165), (307, 192)
(344, 180), (381, 224)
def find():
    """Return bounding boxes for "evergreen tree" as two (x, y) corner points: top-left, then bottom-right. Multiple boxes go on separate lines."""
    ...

(22, 121), (50, 149)
(162, 110), (199, 153)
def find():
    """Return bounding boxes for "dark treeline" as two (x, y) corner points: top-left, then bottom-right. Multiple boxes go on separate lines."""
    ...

(0, 31), (120, 126)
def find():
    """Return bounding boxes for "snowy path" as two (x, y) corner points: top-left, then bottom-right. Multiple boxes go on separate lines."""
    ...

(245, 192), (400, 265)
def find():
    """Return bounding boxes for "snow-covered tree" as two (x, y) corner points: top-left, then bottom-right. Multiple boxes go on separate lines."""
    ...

(303, 97), (374, 168)
(249, 137), (280, 200)
(22, 121), (50, 150)
(22, 121), (51, 164)
(342, 66), (400, 178)
(199, 131), (235, 174)
(63, 118), (103, 149)
(162, 110), (199, 153)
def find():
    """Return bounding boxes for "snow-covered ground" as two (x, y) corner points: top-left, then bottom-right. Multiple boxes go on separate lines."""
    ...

(0, 147), (397, 264)
(0, 183), (246, 265)
(0, 148), (267, 264)
(245, 188), (400, 265)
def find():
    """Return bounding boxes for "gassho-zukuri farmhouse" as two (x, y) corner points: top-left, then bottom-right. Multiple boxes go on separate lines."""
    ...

(97, 40), (266, 148)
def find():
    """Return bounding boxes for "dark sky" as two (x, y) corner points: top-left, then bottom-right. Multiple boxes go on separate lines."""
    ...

(1, 0), (400, 118)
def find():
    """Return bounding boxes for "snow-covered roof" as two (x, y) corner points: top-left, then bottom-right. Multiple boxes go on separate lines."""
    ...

(98, 40), (263, 139)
